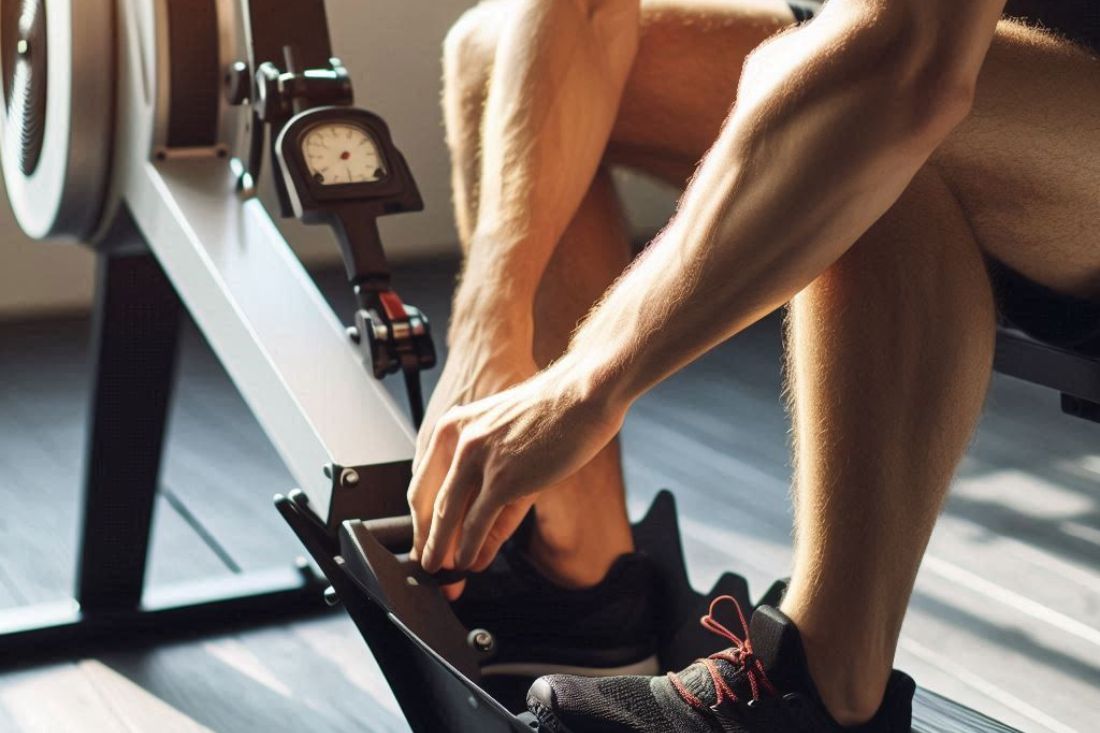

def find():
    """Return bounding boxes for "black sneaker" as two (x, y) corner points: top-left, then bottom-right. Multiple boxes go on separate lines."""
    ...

(527, 597), (915, 732)
(451, 541), (661, 679)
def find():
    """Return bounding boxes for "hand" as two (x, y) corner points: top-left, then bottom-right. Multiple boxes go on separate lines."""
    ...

(410, 308), (538, 598)
(415, 323), (537, 473)
(408, 363), (624, 583)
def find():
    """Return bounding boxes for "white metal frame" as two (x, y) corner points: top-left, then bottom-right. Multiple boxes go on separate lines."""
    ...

(106, 0), (416, 521)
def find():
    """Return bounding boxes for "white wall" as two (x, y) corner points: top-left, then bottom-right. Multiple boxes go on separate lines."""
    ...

(0, 0), (675, 318)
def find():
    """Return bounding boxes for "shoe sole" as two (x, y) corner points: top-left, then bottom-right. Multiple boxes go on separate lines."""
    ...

(482, 653), (660, 679)
(528, 698), (573, 733)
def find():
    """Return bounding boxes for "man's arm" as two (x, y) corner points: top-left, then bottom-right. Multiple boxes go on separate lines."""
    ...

(564, 0), (1005, 407)
(414, 0), (1007, 573)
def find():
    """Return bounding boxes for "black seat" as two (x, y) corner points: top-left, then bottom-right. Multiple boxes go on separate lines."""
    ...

(995, 324), (1100, 422)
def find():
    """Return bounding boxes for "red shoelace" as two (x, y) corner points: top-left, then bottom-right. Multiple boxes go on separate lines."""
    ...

(667, 595), (778, 711)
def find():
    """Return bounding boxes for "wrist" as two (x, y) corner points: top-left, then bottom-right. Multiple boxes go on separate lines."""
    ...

(549, 348), (635, 429)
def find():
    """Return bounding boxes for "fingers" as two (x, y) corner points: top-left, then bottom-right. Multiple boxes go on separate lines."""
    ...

(467, 501), (532, 572)
(407, 403), (530, 581)
(455, 498), (504, 570)
(421, 443), (482, 573)
(408, 419), (454, 562)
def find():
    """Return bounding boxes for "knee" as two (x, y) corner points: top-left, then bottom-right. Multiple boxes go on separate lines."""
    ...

(801, 168), (992, 319)
(442, 3), (501, 153)
(442, 3), (500, 100)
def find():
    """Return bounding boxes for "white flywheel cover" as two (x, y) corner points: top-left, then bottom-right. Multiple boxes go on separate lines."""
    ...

(0, 0), (114, 241)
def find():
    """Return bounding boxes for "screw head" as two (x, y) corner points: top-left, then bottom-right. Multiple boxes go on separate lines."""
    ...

(16, 39), (29, 57)
(468, 628), (495, 653)
(224, 60), (250, 105)
(340, 468), (360, 488)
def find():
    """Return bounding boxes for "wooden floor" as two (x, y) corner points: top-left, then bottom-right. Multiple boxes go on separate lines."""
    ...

(0, 260), (1097, 732)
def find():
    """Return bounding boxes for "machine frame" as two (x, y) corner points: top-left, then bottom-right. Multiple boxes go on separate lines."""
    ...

(0, 0), (417, 655)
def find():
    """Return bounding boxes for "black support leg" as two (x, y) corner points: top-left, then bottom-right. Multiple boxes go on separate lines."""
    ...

(76, 248), (182, 613)
(0, 210), (327, 664)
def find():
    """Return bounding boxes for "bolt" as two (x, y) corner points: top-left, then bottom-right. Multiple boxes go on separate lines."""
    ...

(468, 628), (495, 653)
(323, 586), (339, 606)
(406, 576), (419, 587)
(224, 60), (250, 105)
(340, 468), (360, 488)
(16, 39), (29, 57)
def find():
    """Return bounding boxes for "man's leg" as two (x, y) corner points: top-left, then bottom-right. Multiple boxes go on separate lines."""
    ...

(438, 0), (795, 584)
(447, 1), (1100, 719)
(782, 168), (996, 724)
(527, 170), (637, 583)
(441, 4), (636, 586)
(782, 22), (1100, 724)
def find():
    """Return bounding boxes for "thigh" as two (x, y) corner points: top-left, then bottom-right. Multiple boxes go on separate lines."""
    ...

(932, 20), (1100, 299)
(444, 0), (796, 225)
(615, 9), (1100, 298)
(607, 0), (798, 184)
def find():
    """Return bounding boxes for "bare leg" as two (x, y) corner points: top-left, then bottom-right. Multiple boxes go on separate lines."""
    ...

(781, 167), (996, 723)
(438, 0), (796, 584)
(527, 170), (636, 583)
(779, 22), (1100, 723)
(440, 3), (636, 586)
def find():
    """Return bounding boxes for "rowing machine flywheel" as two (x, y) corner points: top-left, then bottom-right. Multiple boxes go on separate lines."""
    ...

(0, 0), (114, 240)
(2, 0), (47, 176)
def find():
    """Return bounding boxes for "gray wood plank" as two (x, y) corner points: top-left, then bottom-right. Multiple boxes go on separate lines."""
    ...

(0, 662), (130, 732)
(91, 617), (407, 733)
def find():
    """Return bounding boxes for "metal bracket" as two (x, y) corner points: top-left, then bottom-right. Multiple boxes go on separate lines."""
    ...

(350, 290), (437, 427)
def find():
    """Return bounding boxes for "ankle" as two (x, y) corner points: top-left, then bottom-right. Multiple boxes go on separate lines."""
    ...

(804, 646), (890, 725)
(815, 682), (886, 727)
(780, 602), (893, 726)
(525, 507), (634, 589)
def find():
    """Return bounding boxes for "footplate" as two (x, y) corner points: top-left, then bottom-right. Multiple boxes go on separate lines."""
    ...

(277, 488), (1019, 733)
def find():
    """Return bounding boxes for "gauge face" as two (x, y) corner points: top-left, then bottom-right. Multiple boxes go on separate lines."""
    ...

(301, 123), (388, 185)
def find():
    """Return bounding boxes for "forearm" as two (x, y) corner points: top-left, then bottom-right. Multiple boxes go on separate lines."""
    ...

(453, 0), (640, 334)
(555, 3), (998, 412)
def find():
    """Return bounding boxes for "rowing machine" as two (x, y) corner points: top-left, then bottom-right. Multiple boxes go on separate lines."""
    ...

(0, 0), (1019, 730)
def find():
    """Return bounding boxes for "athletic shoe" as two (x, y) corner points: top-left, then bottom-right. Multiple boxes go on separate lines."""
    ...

(527, 597), (915, 732)
(451, 540), (661, 679)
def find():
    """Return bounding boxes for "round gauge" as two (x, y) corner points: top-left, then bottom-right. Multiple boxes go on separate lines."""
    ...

(301, 122), (388, 185)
